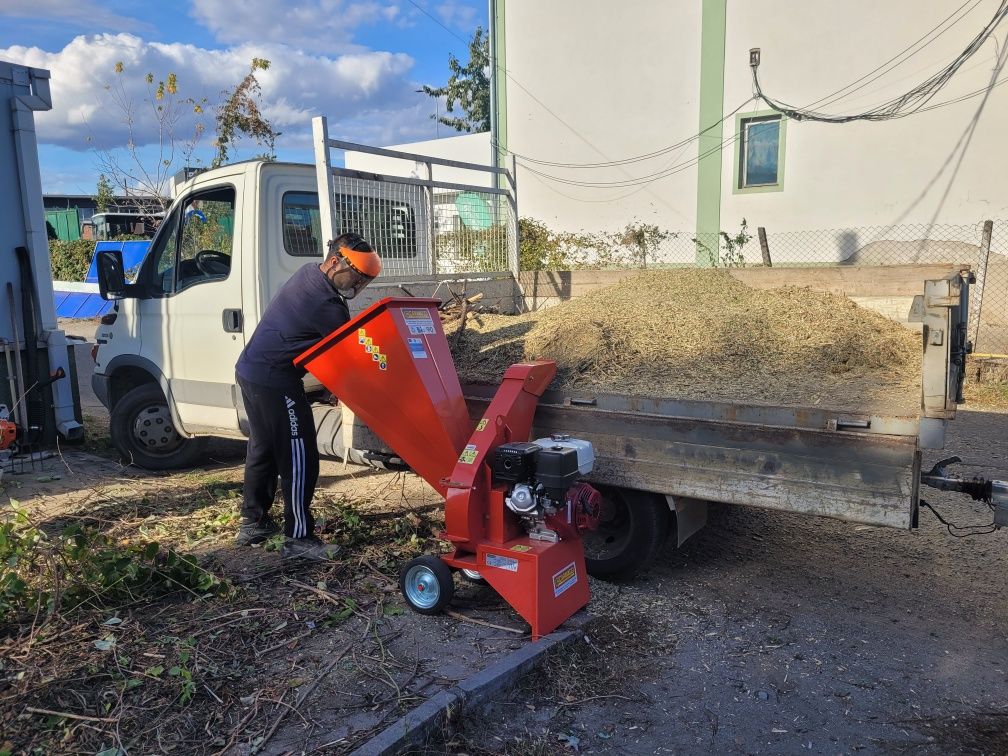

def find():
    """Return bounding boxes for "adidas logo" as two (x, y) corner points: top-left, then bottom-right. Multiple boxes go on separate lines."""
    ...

(285, 396), (295, 409)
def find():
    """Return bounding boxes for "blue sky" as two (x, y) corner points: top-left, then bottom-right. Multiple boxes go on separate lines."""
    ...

(0, 0), (485, 194)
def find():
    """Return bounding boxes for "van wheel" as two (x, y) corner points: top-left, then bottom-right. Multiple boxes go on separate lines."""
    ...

(110, 384), (205, 470)
(582, 486), (670, 582)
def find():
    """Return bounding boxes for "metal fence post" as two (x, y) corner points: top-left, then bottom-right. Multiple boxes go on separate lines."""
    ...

(425, 159), (436, 275)
(510, 153), (519, 277)
(971, 219), (993, 352)
(757, 226), (772, 267)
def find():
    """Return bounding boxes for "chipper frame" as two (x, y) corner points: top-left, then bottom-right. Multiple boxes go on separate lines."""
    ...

(296, 297), (596, 639)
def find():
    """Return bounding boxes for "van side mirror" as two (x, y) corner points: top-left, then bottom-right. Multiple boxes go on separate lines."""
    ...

(97, 249), (131, 299)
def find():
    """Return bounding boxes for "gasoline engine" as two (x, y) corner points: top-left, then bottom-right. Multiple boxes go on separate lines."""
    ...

(492, 434), (602, 543)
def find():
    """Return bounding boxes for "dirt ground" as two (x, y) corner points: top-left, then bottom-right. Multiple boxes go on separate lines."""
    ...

(0, 438), (537, 754)
(427, 407), (1008, 755)
(6, 320), (1003, 754)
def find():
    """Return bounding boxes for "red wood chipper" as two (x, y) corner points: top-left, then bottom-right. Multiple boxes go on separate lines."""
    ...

(295, 297), (602, 639)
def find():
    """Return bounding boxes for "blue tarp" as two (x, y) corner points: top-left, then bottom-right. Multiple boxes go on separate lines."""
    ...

(55, 240), (151, 319)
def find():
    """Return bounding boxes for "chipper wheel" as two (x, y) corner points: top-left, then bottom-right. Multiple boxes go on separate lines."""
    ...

(400, 556), (454, 615)
(459, 568), (486, 584)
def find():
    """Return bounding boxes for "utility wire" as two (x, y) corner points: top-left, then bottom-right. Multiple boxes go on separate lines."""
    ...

(496, 0), (985, 169)
(752, 0), (1008, 122)
(792, 0), (985, 114)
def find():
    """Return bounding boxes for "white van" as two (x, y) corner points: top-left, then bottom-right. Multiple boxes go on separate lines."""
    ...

(90, 120), (516, 469)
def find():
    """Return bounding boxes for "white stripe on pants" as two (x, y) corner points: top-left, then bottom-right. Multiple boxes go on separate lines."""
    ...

(291, 437), (304, 537)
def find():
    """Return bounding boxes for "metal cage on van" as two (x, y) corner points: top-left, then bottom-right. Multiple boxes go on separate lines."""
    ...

(312, 116), (518, 277)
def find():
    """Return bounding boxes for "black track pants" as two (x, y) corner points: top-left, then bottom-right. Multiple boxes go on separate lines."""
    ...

(237, 376), (319, 538)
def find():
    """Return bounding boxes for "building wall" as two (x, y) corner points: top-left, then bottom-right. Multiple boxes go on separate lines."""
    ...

(503, 0), (703, 233)
(720, 0), (1008, 233)
(501, 0), (1007, 238)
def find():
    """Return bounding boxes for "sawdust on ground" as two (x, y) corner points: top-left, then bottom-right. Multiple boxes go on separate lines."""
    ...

(452, 269), (922, 412)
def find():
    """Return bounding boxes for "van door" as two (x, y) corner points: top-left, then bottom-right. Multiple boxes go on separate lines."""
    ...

(139, 180), (245, 434)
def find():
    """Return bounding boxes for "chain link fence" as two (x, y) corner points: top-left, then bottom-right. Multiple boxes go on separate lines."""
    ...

(534, 220), (1006, 355)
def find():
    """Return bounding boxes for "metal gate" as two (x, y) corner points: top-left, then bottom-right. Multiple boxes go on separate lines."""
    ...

(312, 117), (517, 277)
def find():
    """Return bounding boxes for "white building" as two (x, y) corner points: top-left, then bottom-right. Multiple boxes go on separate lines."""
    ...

(490, 0), (1007, 264)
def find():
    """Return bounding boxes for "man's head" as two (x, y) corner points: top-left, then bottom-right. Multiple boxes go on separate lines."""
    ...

(320, 232), (381, 299)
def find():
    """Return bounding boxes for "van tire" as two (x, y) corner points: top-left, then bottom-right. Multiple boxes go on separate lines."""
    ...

(110, 384), (206, 470)
(582, 486), (670, 582)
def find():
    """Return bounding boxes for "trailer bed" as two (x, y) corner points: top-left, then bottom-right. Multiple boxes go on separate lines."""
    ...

(464, 386), (923, 529)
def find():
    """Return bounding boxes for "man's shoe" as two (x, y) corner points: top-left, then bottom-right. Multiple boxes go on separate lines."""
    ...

(281, 536), (342, 561)
(235, 514), (280, 546)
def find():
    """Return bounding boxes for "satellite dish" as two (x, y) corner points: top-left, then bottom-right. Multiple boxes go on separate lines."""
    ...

(455, 192), (492, 230)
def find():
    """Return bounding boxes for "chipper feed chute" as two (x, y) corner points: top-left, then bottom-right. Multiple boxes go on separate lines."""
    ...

(296, 297), (602, 639)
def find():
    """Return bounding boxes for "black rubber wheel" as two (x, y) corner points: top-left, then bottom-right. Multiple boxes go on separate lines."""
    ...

(110, 384), (206, 470)
(400, 555), (455, 615)
(459, 568), (486, 584)
(582, 486), (670, 581)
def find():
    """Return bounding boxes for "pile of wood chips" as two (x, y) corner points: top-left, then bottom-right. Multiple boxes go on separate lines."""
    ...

(450, 269), (923, 412)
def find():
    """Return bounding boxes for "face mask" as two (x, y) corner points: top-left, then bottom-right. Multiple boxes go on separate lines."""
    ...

(326, 258), (374, 299)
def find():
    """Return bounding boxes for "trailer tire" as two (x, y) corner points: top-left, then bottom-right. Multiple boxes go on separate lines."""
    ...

(110, 384), (206, 471)
(583, 486), (670, 582)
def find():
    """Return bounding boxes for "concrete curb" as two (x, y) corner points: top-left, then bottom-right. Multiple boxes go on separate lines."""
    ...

(351, 612), (592, 756)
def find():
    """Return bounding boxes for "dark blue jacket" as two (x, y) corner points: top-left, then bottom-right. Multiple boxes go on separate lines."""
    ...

(236, 263), (350, 388)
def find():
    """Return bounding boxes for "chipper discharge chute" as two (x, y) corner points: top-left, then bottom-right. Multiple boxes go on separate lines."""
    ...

(295, 298), (602, 639)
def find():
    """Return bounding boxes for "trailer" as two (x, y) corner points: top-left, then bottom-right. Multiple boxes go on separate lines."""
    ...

(458, 268), (1007, 578)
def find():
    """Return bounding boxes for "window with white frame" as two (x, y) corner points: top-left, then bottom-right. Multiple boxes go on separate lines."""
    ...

(739, 115), (783, 189)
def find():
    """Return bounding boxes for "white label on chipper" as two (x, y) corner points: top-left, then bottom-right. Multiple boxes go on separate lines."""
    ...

(485, 554), (519, 572)
(402, 308), (436, 335)
(407, 337), (428, 359)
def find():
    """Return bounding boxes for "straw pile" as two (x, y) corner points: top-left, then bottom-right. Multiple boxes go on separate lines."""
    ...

(451, 270), (922, 411)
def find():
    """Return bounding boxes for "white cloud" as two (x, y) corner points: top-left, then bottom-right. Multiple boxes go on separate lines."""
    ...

(0, 33), (421, 156)
(1, 0), (148, 32)
(189, 0), (400, 54)
(435, 1), (478, 31)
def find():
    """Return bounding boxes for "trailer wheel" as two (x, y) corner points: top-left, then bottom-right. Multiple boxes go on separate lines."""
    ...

(110, 384), (205, 471)
(582, 486), (670, 581)
(400, 556), (454, 615)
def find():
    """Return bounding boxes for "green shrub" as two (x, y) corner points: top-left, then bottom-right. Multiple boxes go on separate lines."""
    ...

(48, 238), (95, 282)
(1, 504), (221, 624)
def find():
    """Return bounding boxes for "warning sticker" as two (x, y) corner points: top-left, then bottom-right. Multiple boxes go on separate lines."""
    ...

(402, 308), (436, 335)
(510, 544), (532, 553)
(458, 444), (478, 464)
(552, 562), (578, 597)
(407, 337), (428, 359)
(485, 554), (519, 572)
(357, 328), (367, 344)
(475, 418), (489, 432)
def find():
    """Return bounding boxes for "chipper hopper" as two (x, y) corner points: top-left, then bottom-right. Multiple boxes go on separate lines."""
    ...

(296, 298), (602, 639)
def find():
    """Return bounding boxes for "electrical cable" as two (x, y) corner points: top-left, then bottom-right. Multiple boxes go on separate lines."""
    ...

(495, 0), (984, 169)
(497, 98), (755, 169)
(752, 0), (1008, 123)
(920, 498), (998, 537)
(792, 0), (985, 114)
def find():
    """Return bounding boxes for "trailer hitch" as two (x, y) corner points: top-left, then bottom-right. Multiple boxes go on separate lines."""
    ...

(920, 456), (1008, 527)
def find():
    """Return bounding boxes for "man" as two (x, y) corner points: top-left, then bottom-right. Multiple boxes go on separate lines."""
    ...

(234, 232), (381, 559)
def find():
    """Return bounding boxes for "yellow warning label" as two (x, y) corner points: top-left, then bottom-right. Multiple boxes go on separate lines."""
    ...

(458, 444), (478, 464)
(552, 562), (578, 597)
(510, 544), (532, 553)
(476, 418), (489, 432)
(365, 337), (373, 347)
(357, 328), (366, 343)
(402, 308), (432, 321)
